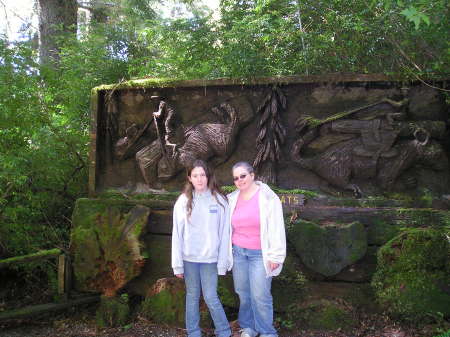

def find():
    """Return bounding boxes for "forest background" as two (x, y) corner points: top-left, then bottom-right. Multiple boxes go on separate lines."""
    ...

(0, 0), (449, 302)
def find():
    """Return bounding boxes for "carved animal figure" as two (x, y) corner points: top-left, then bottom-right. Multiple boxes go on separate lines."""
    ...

(135, 102), (242, 188)
(292, 134), (448, 196)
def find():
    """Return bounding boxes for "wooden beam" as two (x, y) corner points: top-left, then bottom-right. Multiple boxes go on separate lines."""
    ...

(58, 255), (66, 296)
(0, 249), (62, 269)
(0, 296), (100, 321)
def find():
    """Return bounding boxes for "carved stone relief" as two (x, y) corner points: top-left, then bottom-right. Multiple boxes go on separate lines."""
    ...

(92, 79), (449, 197)
(291, 95), (448, 196)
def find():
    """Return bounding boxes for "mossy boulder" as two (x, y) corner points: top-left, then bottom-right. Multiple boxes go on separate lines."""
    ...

(372, 228), (450, 321)
(96, 294), (130, 328)
(288, 219), (367, 276)
(71, 198), (150, 296)
(140, 277), (186, 326)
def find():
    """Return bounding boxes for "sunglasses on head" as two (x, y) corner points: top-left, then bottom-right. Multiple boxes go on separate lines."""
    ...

(233, 174), (248, 182)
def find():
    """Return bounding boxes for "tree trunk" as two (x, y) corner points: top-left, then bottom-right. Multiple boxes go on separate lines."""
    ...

(38, 0), (78, 66)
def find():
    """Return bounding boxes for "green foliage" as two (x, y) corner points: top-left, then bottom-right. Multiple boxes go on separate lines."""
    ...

(372, 228), (450, 322)
(95, 294), (130, 328)
(433, 330), (450, 337)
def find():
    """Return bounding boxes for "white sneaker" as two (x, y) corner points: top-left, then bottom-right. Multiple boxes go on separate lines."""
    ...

(240, 329), (256, 337)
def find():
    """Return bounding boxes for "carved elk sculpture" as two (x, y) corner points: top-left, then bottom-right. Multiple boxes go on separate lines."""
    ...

(291, 98), (449, 197)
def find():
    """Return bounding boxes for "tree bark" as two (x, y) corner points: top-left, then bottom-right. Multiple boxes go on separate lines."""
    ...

(38, 0), (78, 66)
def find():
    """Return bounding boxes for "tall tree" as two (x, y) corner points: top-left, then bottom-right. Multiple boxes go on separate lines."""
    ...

(38, 0), (78, 65)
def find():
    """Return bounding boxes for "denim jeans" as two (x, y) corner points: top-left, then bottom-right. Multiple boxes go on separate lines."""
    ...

(232, 245), (278, 337)
(183, 261), (231, 337)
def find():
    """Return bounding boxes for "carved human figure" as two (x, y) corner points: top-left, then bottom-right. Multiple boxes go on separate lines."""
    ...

(114, 98), (246, 190)
(152, 96), (183, 157)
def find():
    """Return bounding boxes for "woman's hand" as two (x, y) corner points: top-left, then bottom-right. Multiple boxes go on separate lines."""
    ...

(175, 274), (184, 279)
(268, 261), (280, 271)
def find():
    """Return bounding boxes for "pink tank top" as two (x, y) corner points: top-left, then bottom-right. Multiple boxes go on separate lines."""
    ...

(231, 190), (261, 249)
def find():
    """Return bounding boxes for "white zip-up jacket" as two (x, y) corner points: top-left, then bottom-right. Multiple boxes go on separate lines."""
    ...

(228, 181), (286, 277)
(171, 190), (232, 275)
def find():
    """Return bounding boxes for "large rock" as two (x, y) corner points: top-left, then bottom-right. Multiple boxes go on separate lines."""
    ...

(71, 199), (150, 296)
(140, 277), (186, 326)
(372, 228), (450, 321)
(288, 219), (367, 276)
(140, 277), (235, 328)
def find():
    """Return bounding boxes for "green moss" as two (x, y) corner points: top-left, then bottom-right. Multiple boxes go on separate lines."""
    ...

(270, 186), (318, 198)
(217, 276), (238, 308)
(140, 288), (185, 326)
(309, 304), (355, 330)
(289, 300), (355, 331)
(71, 201), (150, 294)
(95, 295), (130, 328)
(273, 250), (307, 312)
(221, 185), (237, 194)
(221, 185), (318, 198)
(394, 208), (449, 227)
(343, 284), (378, 311)
(0, 248), (61, 268)
(93, 77), (181, 92)
(97, 190), (179, 201)
(367, 219), (402, 245)
(288, 219), (367, 276)
(372, 228), (450, 322)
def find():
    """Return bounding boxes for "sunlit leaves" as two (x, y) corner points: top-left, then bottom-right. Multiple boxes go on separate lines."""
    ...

(400, 6), (430, 29)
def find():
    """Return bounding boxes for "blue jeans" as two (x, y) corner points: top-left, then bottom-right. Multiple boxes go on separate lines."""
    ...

(232, 245), (277, 337)
(184, 261), (231, 337)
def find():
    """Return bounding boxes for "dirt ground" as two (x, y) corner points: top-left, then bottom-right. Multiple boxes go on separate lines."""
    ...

(0, 305), (446, 337)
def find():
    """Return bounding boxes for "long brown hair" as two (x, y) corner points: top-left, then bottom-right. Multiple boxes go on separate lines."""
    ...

(183, 159), (226, 217)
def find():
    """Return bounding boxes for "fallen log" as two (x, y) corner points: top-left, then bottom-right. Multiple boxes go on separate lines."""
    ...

(0, 295), (100, 320)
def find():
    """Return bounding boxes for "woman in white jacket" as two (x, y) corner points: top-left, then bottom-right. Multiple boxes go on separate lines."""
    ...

(172, 159), (232, 337)
(228, 162), (286, 337)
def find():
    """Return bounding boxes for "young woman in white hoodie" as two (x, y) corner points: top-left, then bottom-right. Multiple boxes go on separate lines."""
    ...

(172, 159), (232, 337)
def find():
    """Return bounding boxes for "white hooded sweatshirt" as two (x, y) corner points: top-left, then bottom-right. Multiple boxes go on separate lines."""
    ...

(227, 181), (286, 277)
(171, 189), (231, 275)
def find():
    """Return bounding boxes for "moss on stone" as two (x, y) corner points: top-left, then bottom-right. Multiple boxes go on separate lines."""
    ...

(309, 303), (355, 330)
(95, 295), (130, 328)
(393, 208), (449, 227)
(288, 300), (356, 331)
(220, 185), (318, 198)
(372, 228), (450, 321)
(140, 288), (185, 326)
(288, 219), (367, 276)
(367, 219), (402, 245)
(97, 190), (179, 202)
